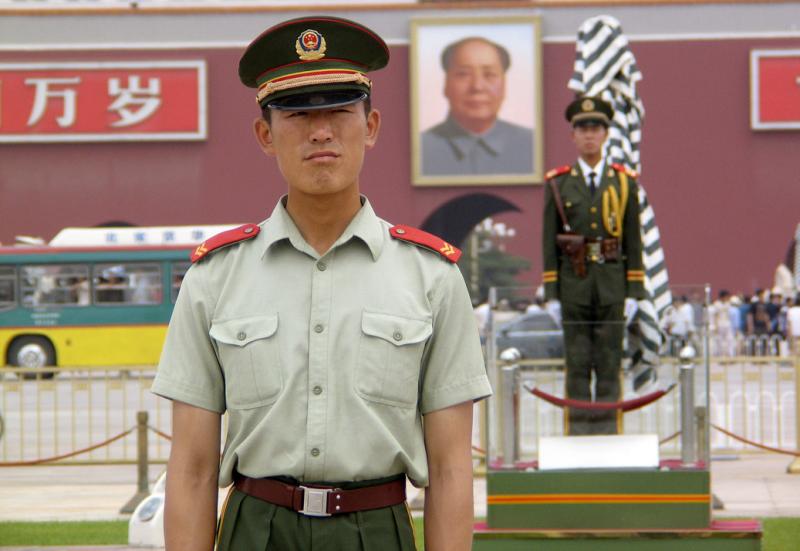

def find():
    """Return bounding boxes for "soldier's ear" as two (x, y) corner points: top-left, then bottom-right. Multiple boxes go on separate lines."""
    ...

(364, 108), (381, 150)
(254, 117), (276, 156)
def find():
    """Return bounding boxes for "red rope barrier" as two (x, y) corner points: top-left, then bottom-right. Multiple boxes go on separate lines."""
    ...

(0, 427), (135, 467)
(148, 425), (173, 441)
(524, 383), (676, 412)
(660, 431), (680, 445)
(711, 424), (800, 457)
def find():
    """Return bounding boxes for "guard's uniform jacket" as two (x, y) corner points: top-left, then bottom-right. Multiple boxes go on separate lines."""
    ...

(542, 162), (646, 305)
(541, 162), (645, 435)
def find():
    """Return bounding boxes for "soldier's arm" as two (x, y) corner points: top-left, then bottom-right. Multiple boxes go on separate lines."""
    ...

(423, 400), (475, 551)
(622, 178), (646, 299)
(164, 400), (221, 551)
(542, 179), (560, 300)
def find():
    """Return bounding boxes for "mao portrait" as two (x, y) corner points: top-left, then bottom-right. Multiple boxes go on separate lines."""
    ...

(411, 18), (543, 186)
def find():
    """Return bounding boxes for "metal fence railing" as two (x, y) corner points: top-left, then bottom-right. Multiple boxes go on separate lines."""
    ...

(0, 357), (797, 467)
(0, 366), (171, 465)
(666, 334), (791, 358)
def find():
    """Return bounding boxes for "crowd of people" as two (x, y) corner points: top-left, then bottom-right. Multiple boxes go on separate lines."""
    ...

(473, 285), (800, 358)
(662, 287), (800, 356)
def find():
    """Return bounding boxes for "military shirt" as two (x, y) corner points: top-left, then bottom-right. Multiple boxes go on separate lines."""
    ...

(542, 163), (646, 307)
(152, 197), (492, 488)
(421, 115), (534, 176)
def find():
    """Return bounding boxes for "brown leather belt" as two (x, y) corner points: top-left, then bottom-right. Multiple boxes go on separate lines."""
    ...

(233, 473), (406, 517)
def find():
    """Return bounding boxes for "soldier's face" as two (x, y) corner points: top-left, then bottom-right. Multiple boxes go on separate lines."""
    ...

(444, 40), (506, 134)
(254, 101), (380, 197)
(571, 123), (608, 159)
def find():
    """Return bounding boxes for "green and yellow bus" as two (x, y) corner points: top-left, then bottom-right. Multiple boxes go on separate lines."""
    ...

(0, 245), (193, 372)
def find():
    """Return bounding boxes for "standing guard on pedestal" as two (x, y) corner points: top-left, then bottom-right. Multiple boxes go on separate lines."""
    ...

(542, 96), (646, 435)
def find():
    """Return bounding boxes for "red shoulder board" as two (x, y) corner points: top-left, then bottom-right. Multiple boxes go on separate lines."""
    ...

(389, 225), (461, 263)
(545, 165), (571, 180)
(611, 163), (638, 178)
(191, 223), (260, 263)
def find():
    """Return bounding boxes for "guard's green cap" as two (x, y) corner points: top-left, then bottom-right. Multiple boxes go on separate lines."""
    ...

(239, 16), (389, 111)
(565, 96), (614, 127)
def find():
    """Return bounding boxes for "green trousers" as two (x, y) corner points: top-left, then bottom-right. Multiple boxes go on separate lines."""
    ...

(561, 301), (625, 435)
(216, 478), (417, 551)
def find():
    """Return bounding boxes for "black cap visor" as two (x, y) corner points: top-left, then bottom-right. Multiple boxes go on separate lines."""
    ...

(267, 90), (368, 111)
(572, 114), (610, 128)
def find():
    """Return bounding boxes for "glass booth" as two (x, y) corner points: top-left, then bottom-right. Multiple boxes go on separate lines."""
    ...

(478, 284), (712, 532)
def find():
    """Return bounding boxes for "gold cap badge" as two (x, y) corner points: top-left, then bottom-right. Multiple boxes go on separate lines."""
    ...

(296, 29), (327, 61)
(581, 99), (595, 112)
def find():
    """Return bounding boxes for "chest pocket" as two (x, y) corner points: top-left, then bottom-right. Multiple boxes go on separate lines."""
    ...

(564, 197), (583, 218)
(357, 311), (433, 408)
(209, 313), (282, 410)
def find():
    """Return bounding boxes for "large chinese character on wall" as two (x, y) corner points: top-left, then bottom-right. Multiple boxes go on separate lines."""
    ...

(0, 60), (206, 142)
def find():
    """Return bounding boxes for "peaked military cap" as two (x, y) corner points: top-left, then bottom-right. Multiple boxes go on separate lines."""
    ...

(565, 96), (614, 127)
(239, 16), (390, 111)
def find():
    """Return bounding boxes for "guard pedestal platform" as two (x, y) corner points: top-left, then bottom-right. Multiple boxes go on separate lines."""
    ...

(474, 466), (761, 550)
(473, 520), (762, 550)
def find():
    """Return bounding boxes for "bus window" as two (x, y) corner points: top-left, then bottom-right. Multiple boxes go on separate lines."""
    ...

(21, 264), (90, 307)
(94, 263), (162, 305)
(0, 266), (16, 308)
(171, 262), (190, 303)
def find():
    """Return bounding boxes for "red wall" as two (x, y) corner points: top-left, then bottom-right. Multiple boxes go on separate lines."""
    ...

(1, 37), (798, 295)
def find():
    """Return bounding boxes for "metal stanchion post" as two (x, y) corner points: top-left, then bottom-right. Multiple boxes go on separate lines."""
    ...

(695, 406), (707, 466)
(679, 346), (697, 467)
(703, 285), (712, 466)
(121, 411), (151, 514)
(499, 350), (520, 468)
(788, 354), (800, 474)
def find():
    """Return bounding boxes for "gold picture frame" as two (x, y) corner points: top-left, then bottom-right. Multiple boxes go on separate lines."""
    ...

(410, 16), (543, 186)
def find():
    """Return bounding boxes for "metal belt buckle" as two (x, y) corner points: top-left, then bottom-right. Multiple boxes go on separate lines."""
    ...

(586, 241), (603, 264)
(299, 486), (334, 517)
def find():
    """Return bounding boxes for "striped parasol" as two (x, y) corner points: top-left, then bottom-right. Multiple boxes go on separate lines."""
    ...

(568, 15), (671, 389)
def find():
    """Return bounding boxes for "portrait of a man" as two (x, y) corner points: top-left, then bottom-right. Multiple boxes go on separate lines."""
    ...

(411, 18), (542, 186)
(422, 37), (533, 176)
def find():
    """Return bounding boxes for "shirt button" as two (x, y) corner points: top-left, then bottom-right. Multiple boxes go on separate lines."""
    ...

(314, 324), (324, 333)
(313, 385), (323, 395)
(311, 448), (320, 457)
(590, 207), (598, 213)
(393, 331), (403, 342)
(590, 222), (598, 229)
(237, 331), (246, 341)
(317, 262), (327, 271)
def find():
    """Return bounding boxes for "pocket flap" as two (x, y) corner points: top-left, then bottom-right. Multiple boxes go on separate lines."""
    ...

(361, 311), (432, 346)
(210, 314), (278, 347)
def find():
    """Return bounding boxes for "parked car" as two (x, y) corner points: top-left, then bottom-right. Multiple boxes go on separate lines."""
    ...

(494, 310), (564, 360)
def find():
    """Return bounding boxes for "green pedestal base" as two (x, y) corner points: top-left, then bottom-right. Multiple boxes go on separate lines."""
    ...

(488, 468), (710, 529)
(473, 520), (762, 551)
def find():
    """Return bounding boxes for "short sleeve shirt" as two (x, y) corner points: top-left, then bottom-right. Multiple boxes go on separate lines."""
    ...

(152, 197), (492, 487)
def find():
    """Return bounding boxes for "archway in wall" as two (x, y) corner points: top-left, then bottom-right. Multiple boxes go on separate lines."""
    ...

(420, 193), (520, 248)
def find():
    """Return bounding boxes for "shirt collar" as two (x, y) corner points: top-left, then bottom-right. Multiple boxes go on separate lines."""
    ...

(259, 195), (384, 261)
(577, 156), (606, 182)
(440, 115), (506, 159)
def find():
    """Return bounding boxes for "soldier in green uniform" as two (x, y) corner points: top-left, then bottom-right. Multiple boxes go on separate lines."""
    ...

(152, 16), (491, 551)
(541, 97), (646, 435)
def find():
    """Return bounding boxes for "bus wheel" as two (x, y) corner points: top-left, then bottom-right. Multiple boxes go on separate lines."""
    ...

(8, 337), (56, 380)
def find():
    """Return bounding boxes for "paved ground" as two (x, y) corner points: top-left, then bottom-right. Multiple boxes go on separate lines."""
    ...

(1, 453), (798, 549)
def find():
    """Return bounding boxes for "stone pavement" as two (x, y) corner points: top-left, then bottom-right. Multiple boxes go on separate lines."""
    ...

(0, 453), (798, 549)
